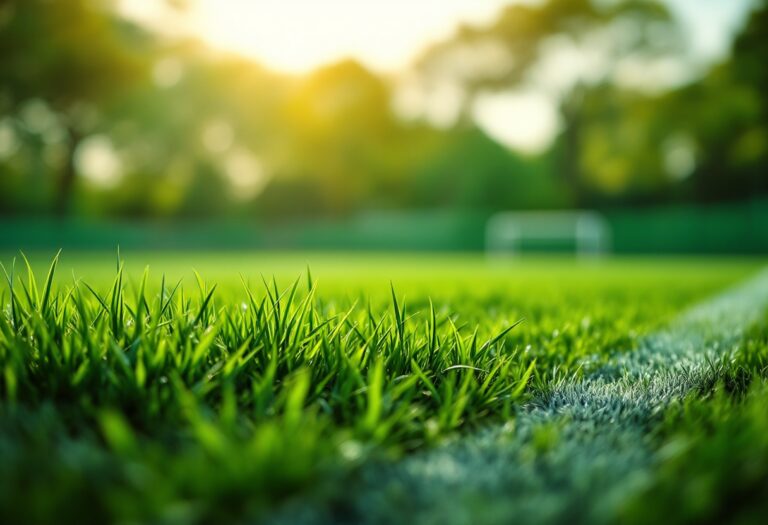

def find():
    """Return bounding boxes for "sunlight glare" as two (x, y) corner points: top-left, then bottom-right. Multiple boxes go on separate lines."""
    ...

(472, 91), (560, 154)
(190, 0), (509, 73)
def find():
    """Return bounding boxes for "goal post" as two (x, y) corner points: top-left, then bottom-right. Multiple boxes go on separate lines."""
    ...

(485, 210), (611, 257)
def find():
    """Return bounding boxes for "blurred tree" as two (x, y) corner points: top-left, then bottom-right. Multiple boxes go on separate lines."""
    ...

(0, 0), (760, 221)
(416, 0), (681, 204)
(0, 0), (149, 214)
(276, 60), (402, 215)
(103, 43), (290, 217)
(728, 0), (768, 197)
(269, 59), (550, 216)
(408, 125), (558, 210)
(651, 1), (768, 202)
(566, 85), (669, 204)
(731, 0), (768, 100)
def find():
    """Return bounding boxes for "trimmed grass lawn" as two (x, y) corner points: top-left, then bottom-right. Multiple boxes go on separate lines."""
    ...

(0, 252), (766, 524)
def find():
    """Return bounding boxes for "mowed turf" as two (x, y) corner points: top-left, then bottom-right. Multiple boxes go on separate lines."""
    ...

(0, 252), (766, 524)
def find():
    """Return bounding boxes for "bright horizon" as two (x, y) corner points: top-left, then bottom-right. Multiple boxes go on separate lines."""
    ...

(120, 0), (755, 75)
(119, 0), (756, 153)
(193, 0), (513, 74)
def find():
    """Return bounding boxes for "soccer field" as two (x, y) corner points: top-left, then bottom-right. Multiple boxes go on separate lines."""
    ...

(1, 252), (767, 524)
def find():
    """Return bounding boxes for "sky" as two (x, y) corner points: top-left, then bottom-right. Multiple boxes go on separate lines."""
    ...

(196, 0), (515, 73)
(121, 0), (513, 73)
(120, 0), (757, 152)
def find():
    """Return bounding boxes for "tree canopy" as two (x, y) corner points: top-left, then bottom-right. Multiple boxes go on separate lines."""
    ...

(0, 0), (764, 219)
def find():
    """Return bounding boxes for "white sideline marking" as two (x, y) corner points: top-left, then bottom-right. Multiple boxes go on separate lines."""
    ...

(270, 269), (768, 525)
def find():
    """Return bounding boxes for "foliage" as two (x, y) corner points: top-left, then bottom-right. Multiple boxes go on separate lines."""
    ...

(0, 0), (765, 218)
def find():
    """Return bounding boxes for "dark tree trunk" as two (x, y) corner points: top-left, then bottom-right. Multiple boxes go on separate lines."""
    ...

(55, 127), (81, 216)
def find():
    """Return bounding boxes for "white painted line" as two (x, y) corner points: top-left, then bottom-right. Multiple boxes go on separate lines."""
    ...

(270, 269), (768, 525)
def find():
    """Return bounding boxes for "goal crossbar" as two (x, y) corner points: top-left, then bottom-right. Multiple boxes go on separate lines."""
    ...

(486, 210), (611, 256)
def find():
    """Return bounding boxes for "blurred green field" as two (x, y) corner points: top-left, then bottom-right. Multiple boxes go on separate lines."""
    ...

(4, 249), (762, 292)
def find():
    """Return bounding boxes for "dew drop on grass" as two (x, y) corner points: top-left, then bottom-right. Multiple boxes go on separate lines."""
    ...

(339, 440), (363, 461)
(425, 419), (440, 438)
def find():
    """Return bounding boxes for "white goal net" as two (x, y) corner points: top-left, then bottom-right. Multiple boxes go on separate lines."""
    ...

(485, 210), (611, 257)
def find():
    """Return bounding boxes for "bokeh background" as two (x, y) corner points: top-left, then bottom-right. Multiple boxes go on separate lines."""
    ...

(0, 0), (766, 254)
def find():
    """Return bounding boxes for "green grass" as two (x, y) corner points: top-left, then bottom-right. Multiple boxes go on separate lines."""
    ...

(621, 314), (768, 524)
(0, 251), (766, 524)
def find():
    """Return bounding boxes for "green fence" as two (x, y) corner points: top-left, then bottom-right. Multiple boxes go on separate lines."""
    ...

(1, 199), (766, 254)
